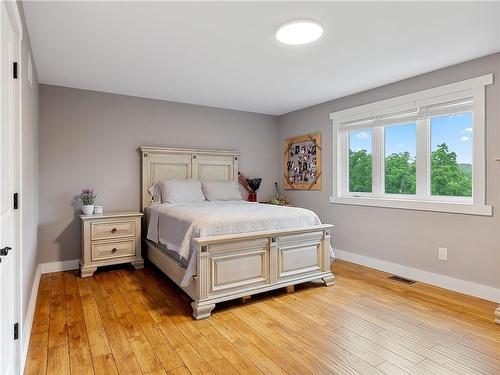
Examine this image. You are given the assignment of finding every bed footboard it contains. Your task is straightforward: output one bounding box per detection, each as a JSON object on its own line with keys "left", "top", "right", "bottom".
{"left": 193, "top": 224, "right": 334, "bottom": 319}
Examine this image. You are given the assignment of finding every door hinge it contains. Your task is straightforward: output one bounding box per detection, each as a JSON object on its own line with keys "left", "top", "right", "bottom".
{"left": 13, "top": 193, "right": 18, "bottom": 210}
{"left": 13, "top": 62, "right": 18, "bottom": 79}
{"left": 14, "top": 323, "right": 19, "bottom": 340}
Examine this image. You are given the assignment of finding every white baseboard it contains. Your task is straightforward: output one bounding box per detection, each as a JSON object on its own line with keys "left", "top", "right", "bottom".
{"left": 334, "top": 249, "right": 500, "bottom": 303}
{"left": 39, "top": 258, "right": 80, "bottom": 274}
{"left": 21, "top": 259, "right": 80, "bottom": 374}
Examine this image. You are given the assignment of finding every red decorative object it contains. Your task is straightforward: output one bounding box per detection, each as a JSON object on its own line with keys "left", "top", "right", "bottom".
{"left": 238, "top": 172, "right": 261, "bottom": 202}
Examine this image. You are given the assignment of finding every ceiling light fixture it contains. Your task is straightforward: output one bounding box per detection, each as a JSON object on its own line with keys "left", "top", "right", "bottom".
{"left": 276, "top": 19, "right": 323, "bottom": 45}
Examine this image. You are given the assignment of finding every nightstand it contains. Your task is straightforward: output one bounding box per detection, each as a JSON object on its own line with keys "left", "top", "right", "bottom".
{"left": 80, "top": 211, "right": 144, "bottom": 277}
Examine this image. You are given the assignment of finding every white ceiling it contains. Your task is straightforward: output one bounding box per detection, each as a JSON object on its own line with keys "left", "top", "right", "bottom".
{"left": 23, "top": 1, "right": 500, "bottom": 115}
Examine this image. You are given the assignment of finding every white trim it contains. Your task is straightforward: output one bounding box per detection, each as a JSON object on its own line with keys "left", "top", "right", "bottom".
{"left": 472, "top": 86, "right": 486, "bottom": 208}
{"left": 27, "top": 55, "right": 33, "bottom": 88}
{"left": 329, "top": 195, "right": 493, "bottom": 216}
{"left": 372, "top": 127, "right": 383, "bottom": 195}
{"left": 330, "top": 75, "right": 493, "bottom": 216}
{"left": 20, "top": 265, "right": 40, "bottom": 375}
{"left": 3, "top": 2, "right": 23, "bottom": 36}
{"left": 38, "top": 259, "right": 80, "bottom": 274}
{"left": 334, "top": 249, "right": 500, "bottom": 303}
{"left": 330, "top": 74, "right": 493, "bottom": 121}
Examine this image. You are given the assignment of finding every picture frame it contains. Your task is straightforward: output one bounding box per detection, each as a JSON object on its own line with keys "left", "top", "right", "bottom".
{"left": 283, "top": 132, "right": 322, "bottom": 190}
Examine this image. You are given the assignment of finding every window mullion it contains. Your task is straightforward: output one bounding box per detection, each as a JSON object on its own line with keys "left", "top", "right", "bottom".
{"left": 372, "top": 127, "right": 383, "bottom": 196}
{"left": 341, "top": 131, "right": 349, "bottom": 195}
{"left": 416, "top": 118, "right": 429, "bottom": 198}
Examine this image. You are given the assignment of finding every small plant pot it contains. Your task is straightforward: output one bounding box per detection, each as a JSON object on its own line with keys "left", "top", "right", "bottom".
{"left": 82, "top": 205, "right": 94, "bottom": 215}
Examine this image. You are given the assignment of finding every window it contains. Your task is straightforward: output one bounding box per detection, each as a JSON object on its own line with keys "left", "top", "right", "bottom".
{"left": 349, "top": 129, "right": 372, "bottom": 193}
{"left": 385, "top": 123, "right": 416, "bottom": 195}
{"left": 331, "top": 75, "right": 492, "bottom": 216}
{"left": 431, "top": 113, "right": 472, "bottom": 197}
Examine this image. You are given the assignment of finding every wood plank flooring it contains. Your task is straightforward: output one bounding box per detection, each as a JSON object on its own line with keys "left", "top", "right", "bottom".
{"left": 25, "top": 260, "right": 500, "bottom": 375}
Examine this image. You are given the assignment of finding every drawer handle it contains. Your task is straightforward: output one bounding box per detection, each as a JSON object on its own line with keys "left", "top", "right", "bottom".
{"left": 111, "top": 248, "right": 117, "bottom": 254}
{"left": 111, "top": 228, "right": 117, "bottom": 233}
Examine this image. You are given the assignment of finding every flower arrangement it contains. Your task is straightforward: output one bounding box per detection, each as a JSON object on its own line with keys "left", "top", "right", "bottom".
{"left": 80, "top": 189, "right": 96, "bottom": 206}
{"left": 246, "top": 178, "right": 262, "bottom": 193}
{"left": 238, "top": 173, "right": 262, "bottom": 202}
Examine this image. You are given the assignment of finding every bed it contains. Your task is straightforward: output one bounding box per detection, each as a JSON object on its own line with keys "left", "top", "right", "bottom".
{"left": 141, "top": 146, "right": 335, "bottom": 319}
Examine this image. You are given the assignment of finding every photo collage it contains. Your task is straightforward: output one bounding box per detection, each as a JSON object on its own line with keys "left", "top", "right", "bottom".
{"left": 287, "top": 142, "right": 318, "bottom": 184}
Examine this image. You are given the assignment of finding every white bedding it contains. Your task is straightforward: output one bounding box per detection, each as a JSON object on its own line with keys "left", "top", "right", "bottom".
{"left": 146, "top": 201, "right": 334, "bottom": 286}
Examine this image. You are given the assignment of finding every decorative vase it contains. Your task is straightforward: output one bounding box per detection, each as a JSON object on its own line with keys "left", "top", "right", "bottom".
{"left": 246, "top": 178, "right": 262, "bottom": 203}
{"left": 82, "top": 205, "right": 94, "bottom": 215}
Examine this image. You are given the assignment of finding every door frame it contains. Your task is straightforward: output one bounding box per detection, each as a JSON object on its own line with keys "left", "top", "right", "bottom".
{"left": 2, "top": 2, "right": 23, "bottom": 374}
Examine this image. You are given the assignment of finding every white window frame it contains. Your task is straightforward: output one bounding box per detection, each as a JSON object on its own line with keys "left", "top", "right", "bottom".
{"left": 330, "top": 74, "right": 493, "bottom": 216}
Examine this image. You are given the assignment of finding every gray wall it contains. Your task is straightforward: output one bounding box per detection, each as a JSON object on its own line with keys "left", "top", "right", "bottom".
{"left": 278, "top": 53, "right": 500, "bottom": 289}
{"left": 17, "top": 1, "right": 40, "bottom": 336}
{"left": 38, "top": 86, "right": 280, "bottom": 263}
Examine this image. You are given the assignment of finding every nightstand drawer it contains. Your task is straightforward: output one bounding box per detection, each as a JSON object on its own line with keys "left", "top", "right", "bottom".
{"left": 91, "top": 239, "right": 135, "bottom": 261}
{"left": 91, "top": 220, "right": 135, "bottom": 240}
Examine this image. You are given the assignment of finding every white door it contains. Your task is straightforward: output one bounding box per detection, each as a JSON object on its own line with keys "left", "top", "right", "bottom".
{"left": 0, "top": 1, "right": 17, "bottom": 374}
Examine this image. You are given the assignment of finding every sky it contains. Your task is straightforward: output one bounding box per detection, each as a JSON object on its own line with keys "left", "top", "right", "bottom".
{"left": 349, "top": 112, "right": 473, "bottom": 164}
{"left": 431, "top": 112, "right": 472, "bottom": 164}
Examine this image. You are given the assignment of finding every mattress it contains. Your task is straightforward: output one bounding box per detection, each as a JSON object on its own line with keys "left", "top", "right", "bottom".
{"left": 145, "top": 200, "right": 333, "bottom": 286}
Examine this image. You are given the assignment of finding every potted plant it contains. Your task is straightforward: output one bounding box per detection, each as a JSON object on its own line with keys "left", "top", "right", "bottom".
{"left": 80, "top": 189, "right": 97, "bottom": 215}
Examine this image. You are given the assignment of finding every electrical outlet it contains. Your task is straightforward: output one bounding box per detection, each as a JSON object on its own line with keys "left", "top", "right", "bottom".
{"left": 438, "top": 247, "right": 448, "bottom": 261}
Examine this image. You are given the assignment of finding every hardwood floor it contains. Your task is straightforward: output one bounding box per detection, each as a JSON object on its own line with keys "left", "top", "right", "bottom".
{"left": 25, "top": 260, "right": 500, "bottom": 375}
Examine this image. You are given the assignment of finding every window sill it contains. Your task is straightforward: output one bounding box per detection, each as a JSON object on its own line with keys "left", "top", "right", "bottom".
{"left": 329, "top": 195, "right": 492, "bottom": 216}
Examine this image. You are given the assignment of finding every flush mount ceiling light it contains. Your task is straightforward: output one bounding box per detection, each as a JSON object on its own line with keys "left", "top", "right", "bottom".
{"left": 276, "top": 19, "right": 323, "bottom": 45}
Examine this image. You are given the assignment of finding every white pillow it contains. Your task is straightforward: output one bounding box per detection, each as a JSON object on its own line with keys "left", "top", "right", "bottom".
{"left": 148, "top": 183, "right": 162, "bottom": 203}
{"left": 202, "top": 181, "right": 243, "bottom": 201}
{"left": 159, "top": 179, "right": 205, "bottom": 203}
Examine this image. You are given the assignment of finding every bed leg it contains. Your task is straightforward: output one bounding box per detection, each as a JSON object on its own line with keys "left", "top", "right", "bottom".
{"left": 192, "top": 302, "right": 216, "bottom": 320}
{"left": 241, "top": 295, "right": 252, "bottom": 303}
{"left": 286, "top": 285, "right": 295, "bottom": 294}
{"left": 322, "top": 274, "right": 335, "bottom": 286}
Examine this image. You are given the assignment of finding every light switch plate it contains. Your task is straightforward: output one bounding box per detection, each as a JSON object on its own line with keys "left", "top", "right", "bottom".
{"left": 438, "top": 247, "right": 448, "bottom": 261}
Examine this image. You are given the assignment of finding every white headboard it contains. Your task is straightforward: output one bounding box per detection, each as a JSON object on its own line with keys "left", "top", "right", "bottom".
{"left": 140, "top": 146, "right": 240, "bottom": 210}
